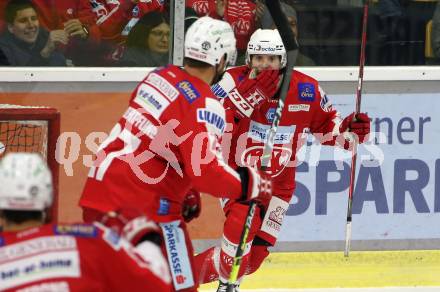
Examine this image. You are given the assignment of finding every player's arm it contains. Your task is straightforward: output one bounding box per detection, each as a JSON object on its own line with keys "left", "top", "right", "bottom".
{"left": 212, "top": 69, "right": 279, "bottom": 119}
{"left": 178, "top": 97, "right": 271, "bottom": 204}
{"left": 309, "top": 85, "right": 370, "bottom": 147}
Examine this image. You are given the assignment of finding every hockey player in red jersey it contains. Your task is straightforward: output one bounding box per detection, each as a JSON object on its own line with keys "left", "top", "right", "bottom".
{"left": 79, "top": 16, "right": 272, "bottom": 292}
{"left": 0, "top": 153, "right": 172, "bottom": 292}
{"left": 194, "top": 29, "right": 371, "bottom": 291}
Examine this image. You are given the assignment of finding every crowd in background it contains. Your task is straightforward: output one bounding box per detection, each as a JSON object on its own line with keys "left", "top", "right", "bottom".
{"left": 0, "top": 0, "right": 439, "bottom": 67}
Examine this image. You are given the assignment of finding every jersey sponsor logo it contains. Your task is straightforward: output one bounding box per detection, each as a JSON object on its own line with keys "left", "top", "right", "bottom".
{"left": 55, "top": 224, "right": 97, "bottom": 238}
{"left": 146, "top": 73, "right": 179, "bottom": 102}
{"left": 288, "top": 104, "right": 310, "bottom": 112}
{"left": 103, "top": 228, "right": 121, "bottom": 249}
{"left": 0, "top": 250, "right": 80, "bottom": 291}
{"left": 261, "top": 197, "right": 289, "bottom": 241}
{"left": 176, "top": 81, "right": 201, "bottom": 104}
{"left": 248, "top": 121, "right": 295, "bottom": 144}
{"left": 123, "top": 107, "right": 158, "bottom": 139}
{"left": 158, "top": 197, "right": 170, "bottom": 215}
{"left": 211, "top": 83, "right": 228, "bottom": 98}
{"left": 266, "top": 108, "right": 276, "bottom": 123}
{"left": 0, "top": 236, "right": 77, "bottom": 263}
{"left": 197, "top": 108, "right": 226, "bottom": 134}
{"left": 134, "top": 83, "right": 171, "bottom": 119}
{"left": 0, "top": 236, "right": 4, "bottom": 247}
{"left": 298, "top": 82, "right": 316, "bottom": 102}
{"left": 241, "top": 145, "right": 292, "bottom": 177}
{"left": 160, "top": 221, "right": 195, "bottom": 290}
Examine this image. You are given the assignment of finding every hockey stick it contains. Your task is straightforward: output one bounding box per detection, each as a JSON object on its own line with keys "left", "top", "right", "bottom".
{"left": 227, "top": 1, "right": 299, "bottom": 290}
{"left": 344, "top": 0, "right": 369, "bottom": 257}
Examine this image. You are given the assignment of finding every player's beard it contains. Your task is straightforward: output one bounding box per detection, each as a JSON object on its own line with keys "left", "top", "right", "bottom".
{"left": 211, "top": 63, "right": 227, "bottom": 85}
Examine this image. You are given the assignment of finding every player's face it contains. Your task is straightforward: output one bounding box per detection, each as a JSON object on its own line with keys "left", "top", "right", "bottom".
{"left": 8, "top": 8, "right": 39, "bottom": 44}
{"left": 148, "top": 22, "right": 170, "bottom": 54}
{"left": 250, "top": 55, "right": 281, "bottom": 72}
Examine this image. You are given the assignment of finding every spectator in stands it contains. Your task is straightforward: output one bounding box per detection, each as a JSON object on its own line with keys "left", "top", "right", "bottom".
{"left": 29, "top": 0, "right": 103, "bottom": 66}
{"left": 186, "top": 0, "right": 257, "bottom": 64}
{"left": 432, "top": 0, "right": 440, "bottom": 60}
{"left": 260, "top": 2, "right": 316, "bottom": 66}
{"left": 119, "top": 11, "right": 169, "bottom": 67}
{"left": 88, "top": 0, "right": 165, "bottom": 65}
{"left": 0, "top": 0, "right": 67, "bottom": 66}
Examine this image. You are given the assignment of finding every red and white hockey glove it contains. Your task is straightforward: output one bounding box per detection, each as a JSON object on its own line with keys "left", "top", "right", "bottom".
{"left": 340, "top": 112, "right": 371, "bottom": 143}
{"left": 100, "top": 209, "right": 162, "bottom": 246}
{"left": 182, "top": 189, "right": 201, "bottom": 223}
{"left": 228, "top": 69, "right": 280, "bottom": 118}
{"left": 236, "top": 166, "right": 272, "bottom": 207}
{"left": 122, "top": 215, "right": 163, "bottom": 246}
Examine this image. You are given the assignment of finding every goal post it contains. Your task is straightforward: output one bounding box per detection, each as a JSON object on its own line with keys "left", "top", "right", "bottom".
{"left": 0, "top": 104, "right": 60, "bottom": 222}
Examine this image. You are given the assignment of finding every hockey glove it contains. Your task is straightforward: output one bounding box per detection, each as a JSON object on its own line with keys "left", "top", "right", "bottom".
{"left": 236, "top": 166, "right": 272, "bottom": 207}
{"left": 100, "top": 209, "right": 162, "bottom": 246}
{"left": 340, "top": 112, "right": 371, "bottom": 143}
{"left": 228, "top": 69, "right": 280, "bottom": 118}
{"left": 122, "top": 215, "right": 163, "bottom": 246}
{"left": 182, "top": 189, "right": 201, "bottom": 223}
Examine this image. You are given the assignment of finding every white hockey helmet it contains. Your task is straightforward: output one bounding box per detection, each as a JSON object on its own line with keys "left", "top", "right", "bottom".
{"left": 185, "top": 16, "right": 237, "bottom": 67}
{"left": 0, "top": 153, "right": 53, "bottom": 211}
{"left": 246, "top": 29, "right": 287, "bottom": 68}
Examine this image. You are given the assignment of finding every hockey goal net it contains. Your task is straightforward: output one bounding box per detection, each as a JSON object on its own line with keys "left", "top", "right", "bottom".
{"left": 0, "top": 104, "right": 60, "bottom": 221}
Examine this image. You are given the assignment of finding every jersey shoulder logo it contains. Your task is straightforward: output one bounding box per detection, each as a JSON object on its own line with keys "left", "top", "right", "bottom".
{"left": 176, "top": 80, "right": 201, "bottom": 104}
{"left": 298, "top": 82, "right": 316, "bottom": 102}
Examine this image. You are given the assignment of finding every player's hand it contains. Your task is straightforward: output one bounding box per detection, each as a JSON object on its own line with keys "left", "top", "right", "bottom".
{"left": 340, "top": 112, "right": 370, "bottom": 143}
{"left": 182, "top": 189, "right": 201, "bottom": 223}
{"left": 236, "top": 166, "right": 272, "bottom": 207}
{"left": 228, "top": 69, "right": 279, "bottom": 118}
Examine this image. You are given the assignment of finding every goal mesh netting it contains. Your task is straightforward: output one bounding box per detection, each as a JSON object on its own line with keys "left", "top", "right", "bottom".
{"left": 0, "top": 104, "right": 60, "bottom": 221}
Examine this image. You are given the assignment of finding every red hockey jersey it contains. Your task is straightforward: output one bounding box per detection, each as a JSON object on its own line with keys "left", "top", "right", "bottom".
{"left": 90, "top": 0, "right": 164, "bottom": 42}
{"left": 0, "top": 222, "right": 171, "bottom": 291}
{"left": 80, "top": 65, "right": 243, "bottom": 222}
{"left": 213, "top": 65, "right": 342, "bottom": 202}
{"left": 31, "top": 0, "right": 101, "bottom": 43}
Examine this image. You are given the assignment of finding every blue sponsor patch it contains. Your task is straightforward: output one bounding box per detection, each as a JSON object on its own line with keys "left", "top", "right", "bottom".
{"left": 0, "top": 236, "right": 4, "bottom": 247}
{"left": 211, "top": 83, "right": 228, "bottom": 98}
{"left": 197, "top": 108, "right": 226, "bottom": 134}
{"left": 104, "top": 229, "right": 121, "bottom": 247}
{"left": 238, "top": 74, "right": 245, "bottom": 82}
{"left": 54, "top": 224, "right": 97, "bottom": 238}
{"left": 176, "top": 80, "right": 200, "bottom": 104}
{"left": 266, "top": 108, "right": 276, "bottom": 123}
{"left": 158, "top": 197, "right": 170, "bottom": 215}
{"left": 298, "top": 83, "right": 316, "bottom": 102}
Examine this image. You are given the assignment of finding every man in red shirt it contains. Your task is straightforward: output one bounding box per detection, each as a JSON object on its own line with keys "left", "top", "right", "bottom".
{"left": 194, "top": 28, "right": 371, "bottom": 291}
{"left": 79, "top": 16, "right": 272, "bottom": 292}
{"left": 186, "top": 0, "right": 257, "bottom": 58}
{"left": 0, "top": 152, "right": 172, "bottom": 292}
